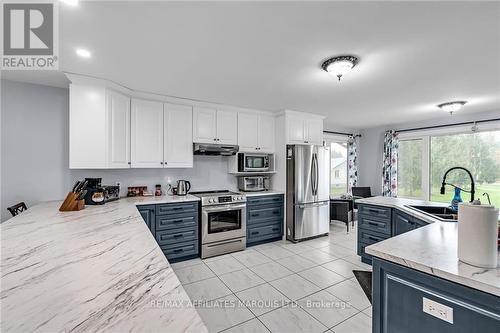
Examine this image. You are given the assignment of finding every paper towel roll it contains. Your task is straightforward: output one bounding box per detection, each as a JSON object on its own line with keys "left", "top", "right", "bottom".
{"left": 458, "top": 203, "right": 499, "bottom": 268}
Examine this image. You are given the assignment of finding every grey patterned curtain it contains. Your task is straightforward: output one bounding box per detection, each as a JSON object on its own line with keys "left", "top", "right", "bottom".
{"left": 347, "top": 136, "right": 358, "bottom": 194}
{"left": 382, "top": 130, "right": 399, "bottom": 197}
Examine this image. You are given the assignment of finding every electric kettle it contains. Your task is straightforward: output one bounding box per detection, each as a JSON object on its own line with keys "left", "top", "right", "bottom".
{"left": 176, "top": 180, "right": 191, "bottom": 196}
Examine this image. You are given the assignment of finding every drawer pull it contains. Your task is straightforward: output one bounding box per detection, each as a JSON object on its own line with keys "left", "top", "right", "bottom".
{"left": 172, "top": 207, "right": 183, "bottom": 211}
{"left": 367, "top": 236, "right": 382, "bottom": 242}
{"left": 251, "top": 213, "right": 260, "bottom": 217}
{"left": 173, "top": 234, "right": 183, "bottom": 238}
{"left": 367, "top": 221, "right": 383, "bottom": 226}
{"left": 272, "top": 211, "right": 280, "bottom": 215}
{"left": 368, "top": 208, "right": 384, "bottom": 214}
{"left": 172, "top": 219, "right": 184, "bottom": 223}
{"left": 251, "top": 231, "right": 259, "bottom": 235}
{"left": 273, "top": 198, "right": 281, "bottom": 201}
{"left": 272, "top": 228, "right": 280, "bottom": 232}
{"left": 173, "top": 249, "right": 184, "bottom": 253}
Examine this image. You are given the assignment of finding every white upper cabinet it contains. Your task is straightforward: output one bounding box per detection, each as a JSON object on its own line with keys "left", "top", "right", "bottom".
{"left": 193, "top": 107, "right": 217, "bottom": 143}
{"left": 237, "top": 113, "right": 259, "bottom": 151}
{"left": 193, "top": 107, "right": 237, "bottom": 144}
{"left": 305, "top": 118, "right": 324, "bottom": 145}
{"left": 164, "top": 103, "right": 193, "bottom": 168}
{"left": 69, "top": 83, "right": 131, "bottom": 169}
{"left": 238, "top": 112, "right": 275, "bottom": 152}
{"left": 131, "top": 99, "right": 164, "bottom": 168}
{"left": 107, "top": 90, "right": 131, "bottom": 168}
{"left": 284, "top": 111, "right": 324, "bottom": 145}
{"left": 216, "top": 110, "right": 238, "bottom": 145}
{"left": 287, "top": 115, "right": 307, "bottom": 144}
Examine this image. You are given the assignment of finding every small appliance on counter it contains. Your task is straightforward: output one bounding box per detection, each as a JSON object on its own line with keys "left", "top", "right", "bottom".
{"left": 167, "top": 180, "right": 191, "bottom": 196}
{"left": 238, "top": 175, "right": 270, "bottom": 192}
{"left": 83, "top": 178, "right": 120, "bottom": 205}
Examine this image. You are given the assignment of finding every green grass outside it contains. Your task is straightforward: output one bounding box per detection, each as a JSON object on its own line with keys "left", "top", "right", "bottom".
{"left": 430, "top": 183, "right": 500, "bottom": 207}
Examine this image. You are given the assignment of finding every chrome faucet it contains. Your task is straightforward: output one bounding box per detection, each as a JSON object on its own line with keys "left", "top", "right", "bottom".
{"left": 440, "top": 167, "right": 475, "bottom": 202}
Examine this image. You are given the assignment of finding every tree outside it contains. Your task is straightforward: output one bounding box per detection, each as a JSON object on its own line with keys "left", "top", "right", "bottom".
{"left": 397, "top": 130, "right": 500, "bottom": 207}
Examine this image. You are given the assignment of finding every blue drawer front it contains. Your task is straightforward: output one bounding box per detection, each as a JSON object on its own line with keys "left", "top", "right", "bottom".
{"left": 156, "top": 214, "right": 198, "bottom": 231}
{"left": 359, "top": 214, "right": 391, "bottom": 235}
{"left": 358, "top": 204, "right": 392, "bottom": 220}
{"left": 156, "top": 227, "right": 197, "bottom": 246}
{"left": 248, "top": 206, "right": 283, "bottom": 223}
{"left": 247, "top": 221, "right": 282, "bottom": 244}
{"left": 161, "top": 241, "right": 199, "bottom": 261}
{"left": 156, "top": 202, "right": 198, "bottom": 216}
{"left": 247, "top": 194, "right": 284, "bottom": 207}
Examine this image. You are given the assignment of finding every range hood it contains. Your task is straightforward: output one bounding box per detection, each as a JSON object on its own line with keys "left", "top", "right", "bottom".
{"left": 193, "top": 143, "right": 239, "bottom": 156}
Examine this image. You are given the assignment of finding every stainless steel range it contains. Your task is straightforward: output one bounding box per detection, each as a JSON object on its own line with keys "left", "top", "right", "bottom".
{"left": 192, "top": 191, "right": 247, "bottom": 259}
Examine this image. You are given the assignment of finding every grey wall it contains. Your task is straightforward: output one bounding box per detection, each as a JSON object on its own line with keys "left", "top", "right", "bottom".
{"left": 358, "top": 109, "right": 500, "bottom": 195}
{"left": 0, "top": 80, "right": 237, "bottom": 222}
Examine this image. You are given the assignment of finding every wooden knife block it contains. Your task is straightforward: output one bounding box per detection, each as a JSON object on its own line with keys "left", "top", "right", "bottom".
{"left": 59, "top": 192, "right": 85, "bottom": 212}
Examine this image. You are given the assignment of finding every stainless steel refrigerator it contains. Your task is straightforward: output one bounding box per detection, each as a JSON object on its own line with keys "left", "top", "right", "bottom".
{"left": 286, "top": 144, "right": 330, "bottom": 242}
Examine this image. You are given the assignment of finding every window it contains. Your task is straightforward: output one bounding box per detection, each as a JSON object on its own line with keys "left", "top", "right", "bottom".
{"left": 430, "top": 130, "right": 500, "bottom": 205}
{"left": 397, "top": 139, "right": 423, "bottom": 198}
{"left": 397, "top": 125, "right": 500, "bottom": 207}
{"left": 329, "top": 141, "right": 348, "bottom": 196}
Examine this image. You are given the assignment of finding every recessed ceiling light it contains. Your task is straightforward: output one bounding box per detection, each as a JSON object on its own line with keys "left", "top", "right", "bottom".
{"left": 437, "top": 101, "right": 467, "bottom": 115}
{"left": 76, "top": 48, "right": 91, "bottom": 58}
{"left": 321, "top": 55, "right": 359, "bottom": 81}
{"left": 60, "top": 0, "right": 79, "bottom": 6}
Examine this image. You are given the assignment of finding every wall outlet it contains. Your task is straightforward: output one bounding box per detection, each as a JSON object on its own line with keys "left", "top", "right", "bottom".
{"left": 423, "top": 297, "right": 453, "bottom": 324}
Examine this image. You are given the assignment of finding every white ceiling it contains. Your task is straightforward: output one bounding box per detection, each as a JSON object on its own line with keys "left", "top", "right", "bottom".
{"left": 3, "top": 1, "right": 500, "bottom": 129}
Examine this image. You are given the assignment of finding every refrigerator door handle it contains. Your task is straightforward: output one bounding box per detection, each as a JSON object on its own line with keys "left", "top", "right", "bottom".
{"left": 312, "top": 153, "right": 318, "bottom": 196}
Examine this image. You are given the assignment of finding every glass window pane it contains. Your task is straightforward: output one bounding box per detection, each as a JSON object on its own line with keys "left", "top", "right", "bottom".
{"left": 430, "top": 130, "right": 500, "bottom": 207}
{"left": 330, "top": 142, "right": 348, "bottom": 196}
{"left": 397, "top": 139, "right": 423, "bottom": 198}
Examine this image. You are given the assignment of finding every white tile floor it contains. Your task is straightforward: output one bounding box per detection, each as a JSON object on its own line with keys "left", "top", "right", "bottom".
{"left": 172, "top": 221, "right": 372, "bottom": 333}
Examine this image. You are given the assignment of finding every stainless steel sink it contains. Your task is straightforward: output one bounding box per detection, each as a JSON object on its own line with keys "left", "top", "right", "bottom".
{"left": 405, "top": 205, "right": 458, "bottom": 222}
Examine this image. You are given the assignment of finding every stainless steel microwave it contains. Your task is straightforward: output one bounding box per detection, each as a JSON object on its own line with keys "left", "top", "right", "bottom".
{"left": 238, "top": 153, "right": 270, "bottom": 172}
{"left": 238, "top": 176, "right": 270, "bottom": 192}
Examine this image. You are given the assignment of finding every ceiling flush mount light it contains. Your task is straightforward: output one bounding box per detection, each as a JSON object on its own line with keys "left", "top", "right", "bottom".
{"left": 437, "top": 101, "right": 467, "bottom": 115}
{"left": 321, "top": 55, "right": 359, "bottom": 81}
{"left": 76, "top": 48, "right": 91, "bottom": 58}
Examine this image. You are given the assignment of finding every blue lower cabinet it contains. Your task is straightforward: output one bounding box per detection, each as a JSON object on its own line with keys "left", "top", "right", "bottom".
{"left": 247, "top": 194, "right": 284, "bottom": 246}
{"left": 373, "top": 258, "right": 500, "bottom": 333}
{"left": 137, "top": 205, "right": 155, "bottom": 234}
{"left": 137, "top": 202, "right": 199, "bottom": 262}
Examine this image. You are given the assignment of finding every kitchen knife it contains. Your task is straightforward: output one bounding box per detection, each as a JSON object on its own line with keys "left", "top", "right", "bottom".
{"left": 77, "top": 190, "right": 87, "bottom": 200}
{"left": 72, "top": 181, "right": 80, "bottom": 193}
{"left": 75, "top": 180, "right": 88, "bottom": 193}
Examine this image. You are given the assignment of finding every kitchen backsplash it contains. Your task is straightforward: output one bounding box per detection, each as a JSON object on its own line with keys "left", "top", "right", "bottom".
{"left": 70, "top": 156, "right": 238, "bottom": 197}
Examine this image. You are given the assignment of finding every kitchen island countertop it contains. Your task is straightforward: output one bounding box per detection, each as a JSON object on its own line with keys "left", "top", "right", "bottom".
{"left": 0, "top": 196, "right": 206, "bottom": 333}
{"left": 361, "top": 196, "right": 500, "bottom": 296}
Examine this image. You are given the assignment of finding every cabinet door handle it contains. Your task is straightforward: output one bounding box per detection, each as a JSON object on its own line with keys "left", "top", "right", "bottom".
{"left": 172, "top": 207, "right": 183, "bottom": 211}
{"left": 272, "top": 227, "right": 280, "bottom": 232}
{"left": 251, "top": 231, "right": 259, "bottom": 235}
{"left": 172, "top": 219, "right": 183, "bottom": 223}
{"left": 173, "top": 249, "right": 183, "bottom": 253}
{"left": 367, "top": 221, "right": 382, "bottom": 227}
{"left": 173, "top": 234, "right": 183, "bottom": 238}
{"left": 251, "top": 213, "right": 260, "bottom": 217}
{"left": 272, "top": 198, "right": 281, "bottom": 201}
{"left": 272, "top": 210, "right": 280, "bottom": 215}
{"left": 367, "top": 236, "right": 381, "bottom": 242}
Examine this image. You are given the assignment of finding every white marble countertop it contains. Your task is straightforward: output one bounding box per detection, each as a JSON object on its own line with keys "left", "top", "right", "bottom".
{"left": 0, "top": 196, "right": 207, "bottom": 333}
{"left": 362, "top": 196, "right": 500, "bottom": 296}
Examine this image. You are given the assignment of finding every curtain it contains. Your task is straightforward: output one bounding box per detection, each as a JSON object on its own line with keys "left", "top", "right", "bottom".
{"left": 347, "top": 136, "right": 358, "bottom": 193}
{"left": 382, "top": 130, "right": 399, "bottom": 197}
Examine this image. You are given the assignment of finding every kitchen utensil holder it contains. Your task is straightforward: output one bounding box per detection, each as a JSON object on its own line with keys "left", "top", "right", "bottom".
{"left": 59, "top": 192, "right": 85, "bottom": 211}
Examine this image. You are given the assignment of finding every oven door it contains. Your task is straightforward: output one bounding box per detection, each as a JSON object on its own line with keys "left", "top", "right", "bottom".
{"left": 202, "top": 203, "right": 246, "bottom": 244}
